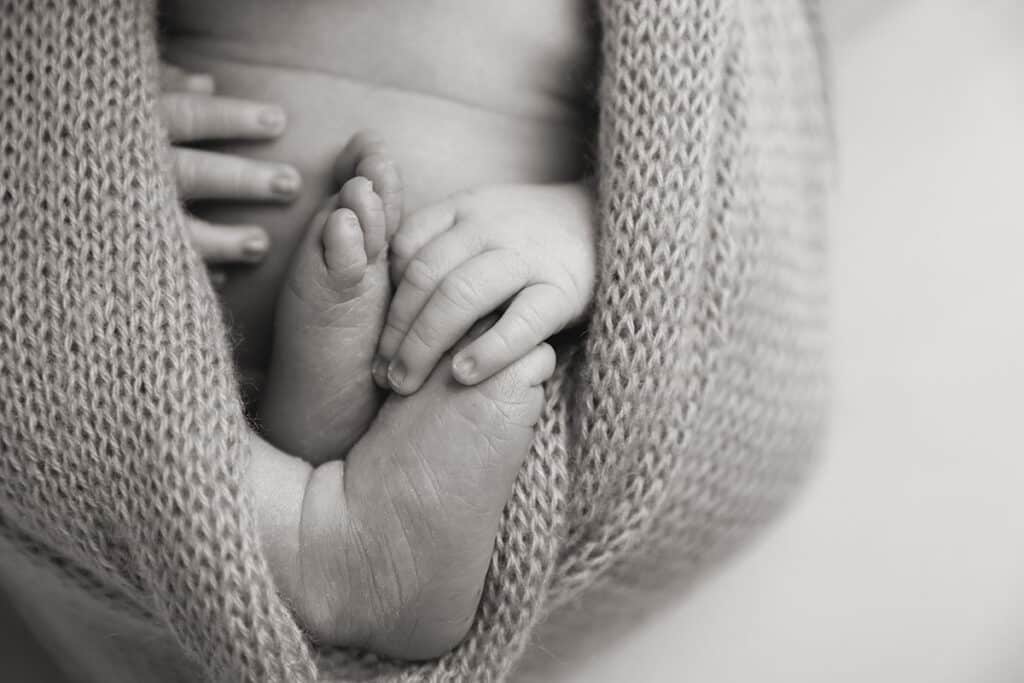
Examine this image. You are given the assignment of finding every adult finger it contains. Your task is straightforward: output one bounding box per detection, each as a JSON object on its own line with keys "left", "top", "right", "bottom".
{"left": 160, "top": 92, "right": 287, "bottom": 142}
{"left": 174, "top": 148, "right": 301, "bottom": 202}
{"left": 186, "top": 216, "right": 270, "bottom": 265}
{"left": 159, "top": 62, "right": 215, "bottom": 94}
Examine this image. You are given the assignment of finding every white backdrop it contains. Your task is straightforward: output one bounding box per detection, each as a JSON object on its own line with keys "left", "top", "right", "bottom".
{"left": 2, "top": 2, "right": 1022, "bottom": 682}
{"left": 559, "top": 1, "right": 1024, "bottom": 681}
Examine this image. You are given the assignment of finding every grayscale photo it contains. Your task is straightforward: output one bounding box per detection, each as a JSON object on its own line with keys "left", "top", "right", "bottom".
{"left": 0, "top": 0, "right": 1019, "bottom": 681}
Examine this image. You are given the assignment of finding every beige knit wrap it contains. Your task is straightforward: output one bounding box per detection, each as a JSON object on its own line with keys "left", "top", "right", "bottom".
{"left": 0, "top": 0, "right": 829, "bottom": 680}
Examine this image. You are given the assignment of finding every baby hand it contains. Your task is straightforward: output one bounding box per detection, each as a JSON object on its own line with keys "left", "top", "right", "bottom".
{"left": 158, "top": 61, "right": 302, "bottom": 265}
{"left": 375, "top": 182, "right": 595, "bottom": 395}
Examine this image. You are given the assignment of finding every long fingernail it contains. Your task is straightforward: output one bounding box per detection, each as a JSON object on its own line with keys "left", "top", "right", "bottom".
{"left": 387, "top": 360, "right": 407, "bottom": 392}
{"left": 242, "top": 234, "right": 269, "bottom": 262}
{"left": 271, "top": 169, "right": 300, "bottom": 197}
{"left": 184, "top": 74, "right": 215, "bottom": 94}
{"left": 209, "top": 270, "right": 228, "bottom": 288}
{"left": 452, "top": 354, "right": 476, "bottom": 383}
{"left": 259, "top": 107, "right": 286, "bottom": 134}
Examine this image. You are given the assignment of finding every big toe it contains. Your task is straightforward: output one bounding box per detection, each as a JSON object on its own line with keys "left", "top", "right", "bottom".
{"left": 283, "top": 205, "right": 372, "bottom": 316}
{"left": 321, "top": 208, "right": 369, "bottom": 286}
{"left": 338, "top": 176, "right": 387, "bottom": 259}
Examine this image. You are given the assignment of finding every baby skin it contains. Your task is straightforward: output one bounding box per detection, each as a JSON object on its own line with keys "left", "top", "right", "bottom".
{"left": 159, "top": 29, "right": 595, "bottom": 658}
{"left": 256, "top": 131, "right": 595, "bottom": 463}
{"left": 250, "top": 136, "right": 570, "bottom": 659}
{"left": 159, "top": 86, "right": 594, "bottom": 659}
{"left": 258, "top": 133, "right": 398, "bottom": 462}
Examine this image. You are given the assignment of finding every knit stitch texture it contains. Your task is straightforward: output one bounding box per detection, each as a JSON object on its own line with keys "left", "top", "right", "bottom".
{"left": 0, "top": 0, "right": 830, "bottom": 681}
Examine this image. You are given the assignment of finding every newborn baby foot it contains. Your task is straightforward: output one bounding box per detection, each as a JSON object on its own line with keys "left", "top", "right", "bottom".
{"left": 296, "top": 339, "right": 555, "bottom": 659}
{"left": 260, "top": 137, "right": 401, "bottom": 464}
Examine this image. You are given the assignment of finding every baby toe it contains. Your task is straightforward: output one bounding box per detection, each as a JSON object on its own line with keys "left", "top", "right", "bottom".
{"left": 338, "top": 177, "right": 387, "bottom": 259}
{"left": 321, "top": 209, "right": 369, "bottom": 288}
{"left": 356, "top": 153, "right": 402, "bottom": 238}
{"left": 334, "top": 130, "right": 402, "bottom": 238}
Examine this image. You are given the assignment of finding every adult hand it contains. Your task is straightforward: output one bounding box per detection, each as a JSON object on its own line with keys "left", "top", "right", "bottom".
{"left": 159, "top": 61, "right": 302, "bottom": 265}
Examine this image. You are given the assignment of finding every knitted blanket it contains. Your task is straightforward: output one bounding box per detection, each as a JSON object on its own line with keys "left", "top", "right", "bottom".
{"left": 0, "top": 0, "right": 830, "bottom": 681}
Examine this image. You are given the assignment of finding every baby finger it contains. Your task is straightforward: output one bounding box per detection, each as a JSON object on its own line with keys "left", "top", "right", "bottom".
{"left": 388, "top": 201, "right": 458, "bottom": 285}
{"left": 384, "top": 250, "right": 529, "bottom": 395}
{"left": 452, "top": 283, "right": 568, "bottom": 386}
{"left": 375, "top": 228, "right": 480, "bottom": 377}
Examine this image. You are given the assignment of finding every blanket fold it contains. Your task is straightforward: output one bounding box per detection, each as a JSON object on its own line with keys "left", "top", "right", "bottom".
{"left": 0, "top": 0, "right": 829, "bottom": 681}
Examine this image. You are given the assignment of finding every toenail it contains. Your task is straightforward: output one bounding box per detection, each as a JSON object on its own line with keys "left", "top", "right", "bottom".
{"left": 338, "top": 209, "right": 359, "bottom": 227}
{"left": 452, "top": 354, "right": 476, "bottom": 382}
{"left": 387, "top": 360, "right": 407, "bottom": 391}
{"left": 271, "top": 169, "right": 300, "bottom": 196}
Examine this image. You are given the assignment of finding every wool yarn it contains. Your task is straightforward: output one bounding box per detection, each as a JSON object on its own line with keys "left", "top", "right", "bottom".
{"left": 0, "top": 1, "right": 829, "bottom": 680}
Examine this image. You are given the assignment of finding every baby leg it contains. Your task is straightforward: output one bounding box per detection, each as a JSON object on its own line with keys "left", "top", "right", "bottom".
{"left": 293, "top": 341, "right": 554, "bottom": 658}
{"left": 259, "top": 138, "right": 400, "bottom": 464}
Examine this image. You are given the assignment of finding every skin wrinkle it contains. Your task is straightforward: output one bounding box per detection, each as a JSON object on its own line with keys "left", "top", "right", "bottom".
{"left": 331, "top": 454, "right": 376, "bottom": 643}
{"left": 402, "top": 258, "right": 445, "bottom": 303}
{"left": 377, "top": 477, "right": 408, "bottom": 625}
{"left": 307, "top": 466, "right": 364, "bottom": 643}
{"left": 347, "top": 503, "right": 392, "bottom": 645}
{"left": 381, "top": 452, "right": 422, "bottom": 614}
{"left": 374, "top": 409, "right": 500, "bottom": 655}
{"left": 413, "top": 420, "right": 489, "bottom": 520}
{"left": 396, "top": 444, "right": 433, "bottom": 596}
{"left": 333, "top": 397, "right": 461, "bottom": 654}
{"left": 400, "top": 322, "right": 438, "bottom": 358}
{"left": 376, "top": 479, "right": 416, "bottom": 629}
{"left": 390, "top": 206, "right": 458, "bottom": 273}
{"left": 283, "top": 267, "right": 375, "bottom": 326}
{"left": 286, "top": 339, "right": 544, "bottom": 655}
{"left": 2, "top": 1, "right": 829, "bottom": 679}
{"left": 435, "top": 273, "right": 484, "bottom": 319}
{"left": 404, "top": 437, "right": 451, "bottom": 533}
{"left": 295, "top": 461, "right": 323, "bottom": 639}
{"left": 169, "top": 38, "right": 581, "bottom": 127}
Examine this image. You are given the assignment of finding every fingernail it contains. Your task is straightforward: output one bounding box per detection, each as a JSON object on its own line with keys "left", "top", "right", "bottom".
{"left": 372, "top": 356, "right": 389, "bottom": 386}
{"left": 271, "top": 169, "right": 300, "bottom": 197}
{"left": 259, "top": 107, "right": 286, "bottom": 133}
{"left": 387, "top": 360, "right": 406, "bottom": 392}
{"left": 242, "top": 234, "right": 269, "bottom": 262}
{"left": 452, "top": 354, "right": 476, "bottom": 382}
{"left": 209, "top": 270, "right": 228, "bottom": 288}
{"left": 184, "top": 74, "right": 215, "bottom": 94}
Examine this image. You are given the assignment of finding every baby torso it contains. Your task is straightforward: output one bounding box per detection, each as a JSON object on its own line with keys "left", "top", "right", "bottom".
{"left": 162, "top": 0, "right": 596, "bottom": 373}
